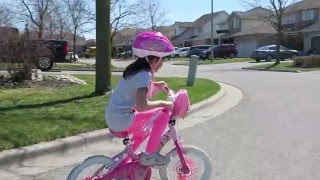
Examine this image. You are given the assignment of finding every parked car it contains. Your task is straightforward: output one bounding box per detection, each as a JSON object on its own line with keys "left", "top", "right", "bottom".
{"left": 171, "top": 47, "right": 190, "bottom": 58}
{"left": 200, "top": 44, "right": 237, "bottom": 60}
{"left": 85, "top": 46, "right": 96, "bottom": 58}
{"left": 250, "top": 45, "right": 299, "bottom": 62}
{"left": 65, "top": 52, "right": 79, "bottom": 62}
{"left": 38, "top": 40, "right": 69, "bottom": 71}
{"left": 187, "top": 45, "right": 211, "bottom": 57}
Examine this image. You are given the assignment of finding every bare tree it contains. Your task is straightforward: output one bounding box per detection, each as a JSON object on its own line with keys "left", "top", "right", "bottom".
{"left": 18, "top": 0, "right": 53, "bottom": 39}
{"left": 110, "top": 0, "right": 143, "bottom": 40}
{"left": 63, "top": 0, "right": 92, "bottom": 60}
{"left": 142, "top": 0, "right": 167, "bottom": 31}
{"left": 45, "top": 0, "right": 71, "bottom": 40}
{"left": 242, "top": 0, "right": 297, "bottom": 64}
{"left": 87, "top": 0, "right": 143, "bottom": 44}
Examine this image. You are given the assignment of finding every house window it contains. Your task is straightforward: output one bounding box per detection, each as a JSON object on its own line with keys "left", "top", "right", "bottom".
{"left": 282, "top": 13, "right": 297, "bottom": 24}
{"left": 302, "top": 10, "right": 315, "bottom": 21}
{"left": 198, "top": 27, "right": 202, "bottom": 33}
{"left": 232, "top": 18, "right": 240, "bottom": 29}
{"left": 217, "top": 24, "right": 228, "bottom": 30}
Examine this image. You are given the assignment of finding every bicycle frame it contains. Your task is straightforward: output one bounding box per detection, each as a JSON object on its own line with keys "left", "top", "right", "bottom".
{"left": 96, "top": 86, "right": 191, "bottom": 179}
{"left": 99, "top": 117, "right": 191, "bottom": 179}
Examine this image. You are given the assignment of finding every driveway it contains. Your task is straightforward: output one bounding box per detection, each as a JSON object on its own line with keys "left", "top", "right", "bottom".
{"left": 3, "top": 61, "right": 320, "bottom": 179}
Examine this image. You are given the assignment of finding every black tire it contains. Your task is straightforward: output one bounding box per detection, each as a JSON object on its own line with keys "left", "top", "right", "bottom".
{"left": 229, "top": 53, "right": 235, "bottom": 58}
{"left": 255, "top": 58, "right": 261, "bottom": 62}
{"left": 174, "top": 54, "right": 179, "bottom": 58}
{"left": 37, "top": 57, "right": 54, "bottom": 71}
{"left": 206, "top": 53, "right": 213, "bottom": 60}
{"left": 266, "top": 55, "right": 273, "bottom": 62}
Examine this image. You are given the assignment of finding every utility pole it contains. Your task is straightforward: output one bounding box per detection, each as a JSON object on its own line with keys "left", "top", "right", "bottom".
{"left": 95, "top": 0, "right": 111, "bottom": 95}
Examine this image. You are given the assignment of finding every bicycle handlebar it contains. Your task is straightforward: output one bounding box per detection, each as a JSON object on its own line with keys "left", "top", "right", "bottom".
{"left": 163, "top": 85, "right": 175, "bottom": 102}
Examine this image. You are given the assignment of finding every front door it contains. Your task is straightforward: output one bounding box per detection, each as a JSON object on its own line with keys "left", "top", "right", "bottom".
{"left": 311, "top": 36, "right": 320, "bottom": 54}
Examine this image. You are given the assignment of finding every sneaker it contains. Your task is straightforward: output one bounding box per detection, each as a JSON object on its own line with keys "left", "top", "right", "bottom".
{"left": 139, "top": 152, "right": 170, "bottom": 168}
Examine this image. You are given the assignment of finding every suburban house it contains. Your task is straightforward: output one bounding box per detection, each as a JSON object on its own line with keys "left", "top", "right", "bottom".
{"left": 216, "top": 8, "right": 277, "bottom": 57}
{"left": 283, "top": 0, "right": 320, "bottom": 54}
{"left": 171, "top": 11, "right": 229, "bottom": 47}
{"left": 0, "top": 26, "right": 19, "bottom": 42}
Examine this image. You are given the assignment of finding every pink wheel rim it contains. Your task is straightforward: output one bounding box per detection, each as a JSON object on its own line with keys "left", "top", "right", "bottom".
{"left": 174, "top": 158, "right": 198, "bottom": 180}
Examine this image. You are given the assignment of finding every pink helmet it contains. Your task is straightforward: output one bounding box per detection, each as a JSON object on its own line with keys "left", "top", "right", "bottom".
{"left": 132, "top": 32, "right": 174, "bottom": 58}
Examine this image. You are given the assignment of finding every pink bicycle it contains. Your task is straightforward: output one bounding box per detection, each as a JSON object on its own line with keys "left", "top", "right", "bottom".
{"left": 67, "top": 87, "right": 212, "bottom": 180}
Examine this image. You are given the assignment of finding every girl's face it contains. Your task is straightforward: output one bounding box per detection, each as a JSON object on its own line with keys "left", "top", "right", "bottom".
{"left": 149, "top": 57, "right": 163, "bottom": 72}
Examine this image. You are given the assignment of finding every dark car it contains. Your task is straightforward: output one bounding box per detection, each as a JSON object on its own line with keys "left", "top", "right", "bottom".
{"left": 250, "top": 45, "right": 299, "bottom": 62}
{"left": 200, "top": 44, "right": 237, "bottom": 60}
{"left": 187, "top": 45, "right": 211, "bottom": 57}
{"left": 33, "top": 40, "right": 69, "bottom": 71}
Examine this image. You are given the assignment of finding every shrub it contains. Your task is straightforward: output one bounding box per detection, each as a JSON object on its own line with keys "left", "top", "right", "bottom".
{"left": 0, "top": 36, "right": 50, "bottom": 83}
{"left": 293, "top": 56, "right": 320, "bottom": 68}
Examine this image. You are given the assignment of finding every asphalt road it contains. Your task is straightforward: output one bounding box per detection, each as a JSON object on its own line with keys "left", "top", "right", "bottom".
{"left": 3, "top": 59, "right": 320, "bottom": 179}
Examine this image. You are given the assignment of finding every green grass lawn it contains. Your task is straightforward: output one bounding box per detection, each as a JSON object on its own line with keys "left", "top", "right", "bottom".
{"left": 249, "top": 62, "right": 320, "bottom": 72}
{"left": 0, "top": 75, "right": 220, "bottom": 151}
{"left": 171, "top": 58, "right": 254, "bottom": 65}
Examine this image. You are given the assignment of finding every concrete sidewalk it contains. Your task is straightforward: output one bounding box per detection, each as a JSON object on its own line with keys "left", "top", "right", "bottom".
{"left": 0, "top": 82, "right": 243, "bottom": 180}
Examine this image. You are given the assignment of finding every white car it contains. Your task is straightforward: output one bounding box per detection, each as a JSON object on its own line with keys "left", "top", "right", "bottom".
{"left": 66, "top": 52, "right": 79, "bottom": 62}
{"left": 171, "top": 47, "right": 190, "bottom": 58}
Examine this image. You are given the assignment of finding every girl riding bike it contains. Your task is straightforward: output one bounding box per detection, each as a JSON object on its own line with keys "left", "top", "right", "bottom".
{"left": 105, "top": 32, "right": 175, "bottom": 176}
{"left": 68, "top": 32, "right": 212, "bottom": 180}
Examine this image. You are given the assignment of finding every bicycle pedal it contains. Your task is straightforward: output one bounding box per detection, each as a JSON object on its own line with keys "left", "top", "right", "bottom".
{"left": 139, "top": 152, "right": 170, "bottom": 167}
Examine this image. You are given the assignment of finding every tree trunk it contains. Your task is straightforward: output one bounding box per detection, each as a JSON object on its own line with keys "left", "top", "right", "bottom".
{"left": 275, "top": 25, "right": 283, "bottom": 65}
{"left": 38, "top": 28, "right": 43, "bottom": 39}
{"left": 95, "top": 0, "right": 111, "bottom": 95}
{"left": 73, "top": 29, "right": 77, "bottom": 61}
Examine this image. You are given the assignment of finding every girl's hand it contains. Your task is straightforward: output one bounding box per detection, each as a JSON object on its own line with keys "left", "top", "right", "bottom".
{"left": 161, "top": 100, "right": 174, "bottom": 110}
{"left": 154, "top": 81, "right": 167, "bottom": 88}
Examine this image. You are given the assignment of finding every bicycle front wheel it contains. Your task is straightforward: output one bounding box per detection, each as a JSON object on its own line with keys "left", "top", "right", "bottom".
{"left": 67, "top": 155, "right": 114, "bottom": 180}
{"left": 159, "top": 146, "right": 212, "bottom": 180}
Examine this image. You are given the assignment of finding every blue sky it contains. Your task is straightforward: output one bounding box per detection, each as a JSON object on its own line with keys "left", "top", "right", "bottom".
{"left": 160, "top": 0, "right": 247, "bottom": 24}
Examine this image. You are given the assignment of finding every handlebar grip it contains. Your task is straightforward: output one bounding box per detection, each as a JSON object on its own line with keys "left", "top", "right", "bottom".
{"left": 163, "top": 85, "right": 170, "bottom": 92}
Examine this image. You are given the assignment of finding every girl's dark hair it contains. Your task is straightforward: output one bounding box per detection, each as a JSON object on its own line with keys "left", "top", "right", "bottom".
{"left": 123, "top": 57, "right": 152, "bottom": 79}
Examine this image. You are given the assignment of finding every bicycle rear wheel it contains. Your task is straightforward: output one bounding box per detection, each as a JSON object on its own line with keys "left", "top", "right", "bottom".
{"left": 67, "top": 155, "right": 114, "bottom": 180}
{"left": 159, "top": 146, "right": 212, "bottom": 180}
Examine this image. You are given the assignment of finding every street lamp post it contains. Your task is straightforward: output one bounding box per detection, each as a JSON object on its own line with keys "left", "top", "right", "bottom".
{"left": 210, "top": 0, "right": 214, "bottom": 61}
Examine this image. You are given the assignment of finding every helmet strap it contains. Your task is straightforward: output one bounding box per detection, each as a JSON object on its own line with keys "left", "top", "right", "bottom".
{"left": 145, "top": 56, "right": 162, "bottom": 74}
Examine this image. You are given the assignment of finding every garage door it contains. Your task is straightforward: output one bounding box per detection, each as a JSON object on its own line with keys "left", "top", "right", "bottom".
{"left": 236, "top": 42, "right": 257, "bottom": 57}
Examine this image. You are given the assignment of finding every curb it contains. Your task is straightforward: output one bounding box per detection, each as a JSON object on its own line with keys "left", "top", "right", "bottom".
{"left": 242, "top": 67, "right": 302, "bottom": 73}
{"left": 0, "top": 83, "right": 226, "bottom": 168}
